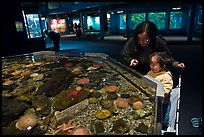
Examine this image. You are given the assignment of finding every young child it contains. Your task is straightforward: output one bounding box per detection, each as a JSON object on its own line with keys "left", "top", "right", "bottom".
{"left": 147, "top": 51, "right": 173, "bottom": 129}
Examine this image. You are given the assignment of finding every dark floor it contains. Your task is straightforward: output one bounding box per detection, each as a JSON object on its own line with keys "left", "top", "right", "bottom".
{"left": 46, "top": 34, "right": 202, "bottom": 135}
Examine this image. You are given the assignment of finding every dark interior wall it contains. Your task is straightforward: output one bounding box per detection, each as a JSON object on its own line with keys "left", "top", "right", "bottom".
{"left": 2, "top": 2, "right": 28, "bottom": 57}
{"left": 2, "top": 2, "right": 45, "bottom": 57}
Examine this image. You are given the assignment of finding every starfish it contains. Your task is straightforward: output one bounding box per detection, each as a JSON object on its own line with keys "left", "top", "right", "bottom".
{"left": 48, "top": 128, "right": 62, "bottom": 135}
{"left": 48, "top": 120, "right": 80, "bottom": 135}
{"left": 58, "top": 120, "right": 76, "bottom": 130}
{"left": 68, "top": 89, "right": 81, "bottom": 96}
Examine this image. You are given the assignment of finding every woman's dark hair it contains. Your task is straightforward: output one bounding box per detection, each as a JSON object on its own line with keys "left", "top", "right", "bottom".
{"left": 149, "top": 51, "right": 173, "bottom": 70}
{"left": 134, "top": 21, "right": 158, "bottom": 38}
{"left": 133, "top": 21, "right": 158, "bottom": 42}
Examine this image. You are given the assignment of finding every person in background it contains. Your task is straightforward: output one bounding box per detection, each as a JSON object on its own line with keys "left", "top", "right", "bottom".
{"left": 89, "top": 26, "right": 94, "bottom": 32}
{"left": 121, "top": 21, "right": 185, "bottom": 75}
{"left": 76, "top": 23, "right": 82, "bottom": 38}
{"left": 74, "top": 22, "right": 78, "bottom": 32}
{"left": 77, "top": 23, "right": 81, "bottom": 30}
{"left": 147, "top": 51, "right": 173, "bottom": 129}
{"left": 44, "top": 30, "right": 60, "bottom": 51}
{"left": 76, "top": 28, "right": 82, "bottom": 38}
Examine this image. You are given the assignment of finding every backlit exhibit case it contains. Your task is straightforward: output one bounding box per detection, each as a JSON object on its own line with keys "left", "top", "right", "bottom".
{"left": 22, "top": 12, "right": 43, "bottom": 39}
{"left": 50, "top": 19, "right": 66, "bottom": 33}
{"left": 2, "top": 51, "right": 164, "bottom": 135}
{"left": 15, "top": 21, "right": 24, "bottom": 32}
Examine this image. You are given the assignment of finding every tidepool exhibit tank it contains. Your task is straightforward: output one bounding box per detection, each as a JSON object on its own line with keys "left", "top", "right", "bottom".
{"left": 2, "top": 51, "right": 164, "bottom": 135}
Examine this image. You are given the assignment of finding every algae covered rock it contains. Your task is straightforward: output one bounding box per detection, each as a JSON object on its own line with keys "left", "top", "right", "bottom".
{"left": 91, "top": 121, "right": 105, "bottom": 134}
{"left": 2, "top": 97, "right": 30, "bottom": 127}
{"left": 89, "top": 91, "right": 102, "bottom": 98}
{"left": 52, "top": 88, "right": 90, "bottom": 111}
{"left": 135, "top": 122, "right": 148, "bottom": 134}
{"left": 11, "top": 84, "right": 36, "bottom": 96}
{"left": 107, "top": 93, "right": 118, "bottom": 100}
{"left": 32, "top": 94, "right": 51, "bottom": 115}
{"left": 88, "top": 71, "right": 106, "bottom": 81}
{"left": 100, "top": 100, "right": 114, "bottom": 109}
{"left": 88, "top": 97, "right": 98, "bottom": 104}
{"left": 16, "top": 94, "right": 34, "bottom": 102}
{"left": 112, "top": 118, "right": 130, "bottom": 134}
{"left": 36, "top": 69, "right": 74, "bottom": 97}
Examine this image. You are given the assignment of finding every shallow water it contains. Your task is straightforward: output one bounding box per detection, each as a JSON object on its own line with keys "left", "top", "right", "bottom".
{"left": 2, "top": 54, "right": 157, "bottom": 135}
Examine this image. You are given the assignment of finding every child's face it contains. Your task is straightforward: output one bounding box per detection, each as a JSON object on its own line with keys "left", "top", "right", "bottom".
{"left": 150, "top": 55, "right": 162, "bottom": 73}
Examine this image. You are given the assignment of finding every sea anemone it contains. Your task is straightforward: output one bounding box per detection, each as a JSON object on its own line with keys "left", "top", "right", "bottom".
{"left": 133, "top": 101, "right": 143, "bottom": 110}
{"left": 71, "top": 127, "right": 90, "bottom": 135}
{"left": 15, "top": 113, "right": 38, "bottom": 130}
{"left": 106, "top": 85, "right": 119, "bottom": 93}
{"left": 64, "top": 63, "right": 73, "bottom": 68}
{"left": 76, "top": 78, "right": 90, "bottom": 85}
{"left": 92, "top": 64, "right": 102, "bottom": 69}
{"left": 115, "top": 97, "right": 129, "bottom": 108}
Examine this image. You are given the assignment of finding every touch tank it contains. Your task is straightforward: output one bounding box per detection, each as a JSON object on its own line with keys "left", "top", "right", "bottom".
{"left": 2, "top": 51, "right": 164, "bottom": 135}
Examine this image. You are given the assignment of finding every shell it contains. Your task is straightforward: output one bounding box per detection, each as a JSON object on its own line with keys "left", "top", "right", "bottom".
{"left": 30, "top": 73, "right": 39, "bottom": 77}
{"left": 76, "top": 78, "right": 90, "bottom": 85}
{"left": 15, "top": 113, "right": 38, "bottom": 130}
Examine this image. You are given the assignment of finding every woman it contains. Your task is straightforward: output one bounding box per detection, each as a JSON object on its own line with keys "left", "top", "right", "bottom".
{"left": 121, "top": 21, "right": 185, "bottom": 74}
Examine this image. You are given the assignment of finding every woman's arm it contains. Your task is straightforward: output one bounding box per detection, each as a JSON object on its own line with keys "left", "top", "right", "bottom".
{"left": 121, "top": 37, "right": 136, "bottom": 64}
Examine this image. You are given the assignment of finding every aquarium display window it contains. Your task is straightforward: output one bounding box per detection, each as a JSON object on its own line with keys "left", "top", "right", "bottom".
{"left": 130, "top": 13, "right": 146, "bottom": 30}
{"left": 41, "top": 17, "right": 47, "bottom": 31}
{"left": 119, "top": 14, "right": 126, "bottom": 30}
{"left": 87, "top": 16, "right": 100, "bottom": 31}
{"left": 73, "top": 18, "right": 80, "bottom": 25}
{"left": 50, "top": 19, "right": 66, "bottom": 33}
{"left": 72, "top": 18, "right": 80, "bottom": 32}
{"left": 148, "top": 12, "right": 166, "bottom": 30}
{"left": 107, "top": 13, "right": 111, "bottom": 28}
{"left": 22, "top": 12, "right": 43, "bottom": 39}
{"left": 195, "top": 6, "right": 202, "bottom": 32}
{"left": 15, "top": 21, "right": 24, "bottom": 32}
{"left": 169, "top": 11, "right": 183, "bottom": 29}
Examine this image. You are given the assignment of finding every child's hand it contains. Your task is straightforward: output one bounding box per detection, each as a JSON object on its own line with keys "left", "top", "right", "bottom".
{"left": 177, "top": 63, "right": 185, "bottom": 69}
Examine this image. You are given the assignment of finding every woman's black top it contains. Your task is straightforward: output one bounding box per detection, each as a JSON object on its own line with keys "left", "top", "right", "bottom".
{"left": 121, "top": 35, "right": 178, "bottom": 74}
